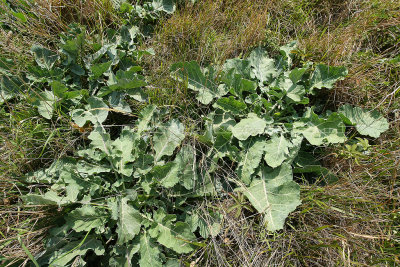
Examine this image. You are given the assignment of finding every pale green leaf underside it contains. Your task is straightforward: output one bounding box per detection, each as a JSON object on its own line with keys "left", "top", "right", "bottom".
{"left": 48, "top": 238, "right": 104, "bottom": 266}
{"left": 31, "top": 45, "right": 59, "bottom": 70}
{"left": 66, "top": 205, "right": 107, "bottom": 232}
{"left": 156, "top": 221, "right": 195, "bottom": 253}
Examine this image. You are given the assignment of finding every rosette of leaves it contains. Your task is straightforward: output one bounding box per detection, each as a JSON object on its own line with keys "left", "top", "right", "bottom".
{"left": 24, "top": 23, "right": 150, "bottom": 120}
{"left": 171, "top": 42, "right": 389, "bottom": 231}
{"left": 23, "top": 105, "right": 221, "bottom": 266}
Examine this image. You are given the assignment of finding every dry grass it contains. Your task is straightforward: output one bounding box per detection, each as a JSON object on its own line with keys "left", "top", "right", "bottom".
{"left": 0, "top": 0, "right": 120, "bottom": 58}
{"left": 146, "top": 0, "right": 270, "bottom": 71}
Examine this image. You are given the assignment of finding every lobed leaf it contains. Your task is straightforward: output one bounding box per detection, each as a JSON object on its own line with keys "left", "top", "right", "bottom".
{"left": 309, "top": 64, "right": 348, "bottom": 93}
{"left": 232, "top": 113, "right": 267, "bottom": 141}
{"left": 242, "top": 164, "right": 301, "bottom": 231}
{"left": 338, "top": 104, "right": 389, "bottom": 138}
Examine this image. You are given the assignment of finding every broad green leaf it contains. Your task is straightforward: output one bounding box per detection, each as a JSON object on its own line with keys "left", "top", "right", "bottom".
{"left": 232, "top": 113, "right": 266, "bottom": 140}
{"left": 170, "top": 61, "right": 227, "bottom": 104}
{"left": 98, "top": 69, "right": 147, "bottom": 97}
{"left": 238, "top": 137, "right": 267, "bottom": 184}
{"left": 293, "top": 151, "right": 338, "bottom": 183}
{"left": 175, "top": 145, "right": 197, "bottom": 190}
{"left": 12, "top": 12, "right": 27, "bottom": 22}
{"left": 60, "top": 170, "right": 89, "bottom": 202}
{"left": 47, "top": 237, "right": 104, "bottom": 266}
{"left": 91, "top": 61, "right": 112, "bottom": 79}
{"left": 22, "top": 191, "right": 61, "bottom": 205}
{"left": 289, "top": 67, "right": 307, "bottom": 84}
{"left": 212, "top": 109, "right": 236, "bottom": 132}
{"left": 87, "top": 125, "right": 112, "bottom": 156}
{"left": 139, "top": 233, "right": 162, "bottom": 267}
{"left": 151, "top": 210, "right": 196, "bottom": 254}
{"left": 112, "top": 127, "right": 137, "bottom": 176}
{"left": 221, "top": 70, "right": 257, "bottom": 97}
{"left": 191, "top": 212, "right": 222, "bottom": 239}
{"left": 51, "top": 81, "right": 85, "bottom": 100}
{"left": 31, "top": 45, "right": 59, "bottom": 70}
{"left": 84, "top": 43, "right": 113, "bottom": 69}
{"left": 293, "top": 110, "right": 346, "bottom": 145}
{"left": 213, "top": 131, "right": 235, "bottom": 159}
{"left": 108, "top": 92, "right": 132, "bottom": 113}
{"left": 50, "top": 80, "right": 68, "bottom": 97}
{"left": 153, "top": 119, "right": 185, "bottom": 162}
{"left": 32, "top": 90, "right": 56, "bottom": 119}
{"left": 76, "top": 161, "right": 110, "bottom": 175}
{"left": 71, "top": 97, "right": 109, "bottom": 127}
{"left": 119, "top": 25, "right": 139, "bottom": 46}
{"left": 264, "top": 134, "right": 291, "bottom": 168}
{"left": 108, "top": 241, "right": 140, "bottom": 267}
{"left": 248, "top": 47, "right": 277, "bottom": 85}
{"left": 338, "top": 104, "right": 389, "bottom": 138}
{"left": 0, "top": 76, "right": 24, "bottom": 103}
{"left": 276, "top": 41, "right": 297, "bottom": 70}
{"left": 309, "top": 64, "right": 348, "bottom": 93}
{"left": 0, "top": 57, "right": 13, "bottom": 75}
{"left": 116, "top": 197, "right": 142, "bottom": 244}
{"left": 243, "top": 164, "right": 301, "bottom": 231}
{"left": 165, "top": 259, "right": 180, "bottom": 267}
{"left": 133, "top": 154, "right": 154, "bottom": 177}
{"left": 223, "top": 58, "right": 251, "bottom": 78}
{"left": 66, "top": 205, "right": 108, "bottom": 233}
{"left": 213, "top": 96, "right": 246, "bottom": 115}
{"left": 152, "top": 0, "right": 176, "bottom": 14}
{"left": 271, "top": 74, "right": 306, "bottom": 103}
{"left": 152, "top": 162, "right": 180, "bottom": 188}
{"left": 70, "top": 63, "right": 85, "bottom": 76}
{"left": 60, "top": 32, "right": 85, "bottom": 65}
{"left": 137, "top": 104, "right": 157, "bottom": 134}
{"left": 99, "top": 79, "right": 147, "bottom": 97}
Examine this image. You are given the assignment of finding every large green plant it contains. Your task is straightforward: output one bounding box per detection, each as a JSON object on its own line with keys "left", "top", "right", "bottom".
{"left": 23, "top": 105, "right": 221, "bottom": 266}
{"left": 170, "top": 41, "right": 389, "bottom": 231}
{"left": 22, "top": 42, "right": 389, "bottom": 266}
{"left": 25, "top": 24, "right": 151, "bottom": 122}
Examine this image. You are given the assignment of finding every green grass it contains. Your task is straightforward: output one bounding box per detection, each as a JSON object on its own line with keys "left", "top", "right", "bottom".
{"left": 1, "top": 0, "right": 399, "bottom": 265}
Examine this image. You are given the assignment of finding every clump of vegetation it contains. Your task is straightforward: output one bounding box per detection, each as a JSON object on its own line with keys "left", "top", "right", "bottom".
{"left": 16, "top": 35, "right": 389, "bottom": 265}
{"left": 1, "top": 0, "right": 399, "bottom": 266}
